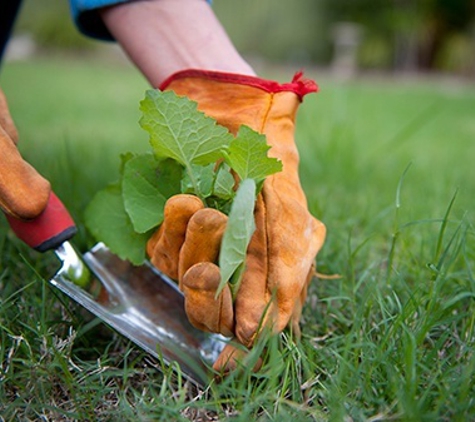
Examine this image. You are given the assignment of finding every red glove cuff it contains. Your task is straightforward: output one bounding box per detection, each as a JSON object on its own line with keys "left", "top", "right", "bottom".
{"left": 159, "top": 69, "right": 318, "bottom": 101}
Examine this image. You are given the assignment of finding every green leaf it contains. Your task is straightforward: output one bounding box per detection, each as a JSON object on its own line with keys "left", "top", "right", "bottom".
{"left": 153, "top": 157, "right": 185, "bottom": 199}
{"left": 85, "top": 183, "right": 150, "bottom": 265}
{"left": 119, "top": 152, "right": 135, "bottom": 172}
{"left": 206, "top": 197, "right": 232, "bottom": 215}
{"left": 217, "top": 178, "right": 257, "bottom": 296}
{"left": 139, "top": 90, "right": 233, "bottom": 167}
{"left": 225, "top": 125, "right": 282, "bottom": 184}
{"left": 213, "top": 164, "right": 236, "bottom": 200}
{"left": 180, "top": 163, "right": 215, "bottom": 198}
{"left": 122, "top": 153, "right": 183, "bottom": 233}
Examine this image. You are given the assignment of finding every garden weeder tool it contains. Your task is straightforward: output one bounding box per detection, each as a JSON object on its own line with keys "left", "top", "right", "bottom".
{"left": 5, "top": 191, "right": 225, "bottom": 387}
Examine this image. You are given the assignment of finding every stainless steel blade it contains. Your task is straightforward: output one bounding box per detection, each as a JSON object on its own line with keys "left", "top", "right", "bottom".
{"left": 51, "top": 241, "right": 226, "bottom": 386}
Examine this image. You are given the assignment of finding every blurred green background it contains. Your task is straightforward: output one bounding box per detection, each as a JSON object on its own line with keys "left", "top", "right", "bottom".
{"left": 7, "top": 0, "right": 475, "bottom": 76}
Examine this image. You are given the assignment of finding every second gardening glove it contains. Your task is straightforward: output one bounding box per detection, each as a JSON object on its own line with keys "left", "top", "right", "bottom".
{"left": 146, "top": 70, "right": 326, "bottom": 373}
{"left": 0, "top": 87, "right": 50, "bottom": 220}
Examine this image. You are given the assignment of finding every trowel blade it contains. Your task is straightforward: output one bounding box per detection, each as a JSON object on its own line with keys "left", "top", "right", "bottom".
{"left": 51, "top": 242, "right": 226, "bottom": 387}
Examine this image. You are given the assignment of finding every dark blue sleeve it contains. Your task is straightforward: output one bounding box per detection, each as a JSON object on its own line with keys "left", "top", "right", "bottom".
{"left": 68, "top": 0, "right": 128, "bottom": 41}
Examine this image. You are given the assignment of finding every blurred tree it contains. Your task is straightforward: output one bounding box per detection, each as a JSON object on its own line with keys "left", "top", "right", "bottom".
{"left": 325, "top": 0, "right": 475, "bottom": 74}
{"left": 417, "top": 0, "right": 475, "bottom": 70}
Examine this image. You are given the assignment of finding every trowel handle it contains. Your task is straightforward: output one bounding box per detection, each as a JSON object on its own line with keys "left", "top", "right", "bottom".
{"left": 5, "top": 192, "right": 77, "bottom": 252}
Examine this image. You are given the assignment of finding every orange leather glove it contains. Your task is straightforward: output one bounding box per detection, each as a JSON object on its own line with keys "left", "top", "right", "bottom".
{"left": 0, "top": 88, "right": 50, "bottom": 219}
{"left": 146, "top": 70, "right": 326, "bottom": 373}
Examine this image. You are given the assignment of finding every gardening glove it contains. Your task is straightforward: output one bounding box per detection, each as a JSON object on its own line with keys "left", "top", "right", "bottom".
{"left": 146, "top": 70, "right": 326, "bottom": 373}
{"left": 0, "top": 87, "right": 51, "bottom": 219}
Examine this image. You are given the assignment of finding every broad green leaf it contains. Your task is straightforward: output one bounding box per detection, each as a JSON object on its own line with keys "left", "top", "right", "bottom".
{"left": 224, "top": 125, "right": 282, "bottom": 184}
{"left": 213, "top": 164, "right": 236, "bottom": 200}
{"left": 139, "top": 90, "right": 233, "bottom": 168}
{"left": 122, "top": 154, "right": 182, "bottom": 233}
{"left": 217, "top": 178, "right": 257, "bottom": 296}
{"left": 85, "top": 184, "right": 150, "bottom": 265}
{"left": 180, "top": 163, "right": 215, "bottom": 198}
{"left": 153, "top": 157, "right": 185, "bottom": 199}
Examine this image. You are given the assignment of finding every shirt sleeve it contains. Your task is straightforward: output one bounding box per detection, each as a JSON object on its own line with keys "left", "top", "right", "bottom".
{"left": 68, "top": 0, "right": 128, "bottom": 41}
{"left": 69, "top": 0, "right": 212, "bottom": 41}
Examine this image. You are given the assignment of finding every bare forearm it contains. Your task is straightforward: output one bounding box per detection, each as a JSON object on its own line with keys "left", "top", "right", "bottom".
{"left": 100, "top": 0, "right": 255, "bottom": 87}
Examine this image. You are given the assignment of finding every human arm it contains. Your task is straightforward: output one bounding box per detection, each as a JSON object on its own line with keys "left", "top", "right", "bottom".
{"left": 98, "top": 0, "right": 255, "bottom": 86}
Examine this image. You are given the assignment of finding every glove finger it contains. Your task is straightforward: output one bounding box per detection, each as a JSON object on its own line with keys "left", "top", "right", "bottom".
{"left": 0, "top": 88, "right": 19, "bottom": 144}
{"left": 178, "top": 207, "right": 227, "bottom": 284}
{"left": 268, "top": 216, "right": 326, "bottom": 334}
{"left": 146, "top": 194, "right": 204, "bottom": 280}
{"left": 181, "top": 262, "right": 234, "bottom": 337}
{"left": 233, "top": 196, "right": 323, "bottom": 347}
{"left": 212, "top": 342, "right": 263, "bottom": 376}
{"left": 235, "top": 195, "right": 326, "bottom": 346}
{"left": 0, "top": 128, "right": 51, "bottom": 219}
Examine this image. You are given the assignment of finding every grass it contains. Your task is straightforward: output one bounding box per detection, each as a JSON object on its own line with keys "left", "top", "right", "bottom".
{"left": 1, "top": 55, "right": 474, "bottom": 421}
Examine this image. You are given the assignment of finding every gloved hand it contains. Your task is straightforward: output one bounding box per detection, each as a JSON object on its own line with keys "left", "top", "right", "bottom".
{"left": 0, "top": 88, "right": 50, "bottom": 219}
{"left": 146, "top": 70, "right": 326, "bottom": 373}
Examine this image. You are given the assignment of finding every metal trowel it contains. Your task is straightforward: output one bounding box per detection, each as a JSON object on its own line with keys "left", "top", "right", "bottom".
{"left": 5, "top": 192, "right": 226, "bottom": 387}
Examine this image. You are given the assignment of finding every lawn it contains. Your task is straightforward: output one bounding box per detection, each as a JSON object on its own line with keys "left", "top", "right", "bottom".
{"left": 1, "top": 56, "right": 474, "bottom": 421}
